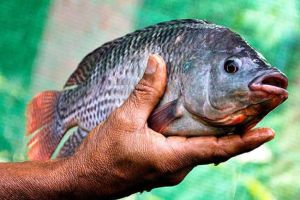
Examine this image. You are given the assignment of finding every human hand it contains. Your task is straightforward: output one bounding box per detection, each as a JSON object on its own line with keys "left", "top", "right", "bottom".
{"left": 66, "top": 55, "right": 275, "bottom": 199}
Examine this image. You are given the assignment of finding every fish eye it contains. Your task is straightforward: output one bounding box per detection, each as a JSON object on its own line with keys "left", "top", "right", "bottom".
{"left": 224, "top": 59, "right": 239, "bottom": 73}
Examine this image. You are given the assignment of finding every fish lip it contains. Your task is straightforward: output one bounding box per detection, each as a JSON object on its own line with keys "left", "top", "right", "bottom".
{"left": 248, "top": 72, "right": 288, "bottom": 100}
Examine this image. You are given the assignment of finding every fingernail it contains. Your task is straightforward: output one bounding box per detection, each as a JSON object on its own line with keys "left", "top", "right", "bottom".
{"left": 257, "top": 128, "right": 275, "bottom": 138}
{"left": 264, "top": 128, "right": 275, "bottom": 140}
{"left": 145, "top": 55, "right": 157, "bottom": 74}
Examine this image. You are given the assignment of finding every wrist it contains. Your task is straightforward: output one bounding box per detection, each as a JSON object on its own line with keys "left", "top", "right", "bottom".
{"left": 68, "top": 148, "right": 140, "bottom": 199}
{"left": 66, "top": 151, "right": 115, "bottom": 199}
{"left": 28, "top": 159, "right": 74, "bottom": 198}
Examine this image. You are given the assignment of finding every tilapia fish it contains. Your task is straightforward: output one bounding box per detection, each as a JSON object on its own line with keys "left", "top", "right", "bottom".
{"left": 26, "top": 19, "right": 288, "bottom": 160}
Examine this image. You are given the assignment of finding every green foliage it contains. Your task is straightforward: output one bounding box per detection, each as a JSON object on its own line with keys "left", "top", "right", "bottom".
{"left": 0, "top": 0, "right": 51, "bottom": 161}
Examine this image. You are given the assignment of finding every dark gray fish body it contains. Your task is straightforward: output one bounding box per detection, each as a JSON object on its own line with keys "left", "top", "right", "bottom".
{"left": 26, "top": 19, "right": 288, "bottom": 160}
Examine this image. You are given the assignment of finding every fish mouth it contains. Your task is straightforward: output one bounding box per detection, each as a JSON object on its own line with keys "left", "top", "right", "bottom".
{"left": 248, "top": 72, "right": 288, "bottom": 101}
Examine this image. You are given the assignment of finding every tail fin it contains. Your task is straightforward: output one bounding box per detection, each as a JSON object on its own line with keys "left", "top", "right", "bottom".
{"left": 26, "top": 91, "right": 65, "bottom": 161}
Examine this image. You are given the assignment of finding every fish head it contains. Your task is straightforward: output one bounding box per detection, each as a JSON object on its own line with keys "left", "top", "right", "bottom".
{"left": 181, "top": 28, "right": 288, "bottom": 132}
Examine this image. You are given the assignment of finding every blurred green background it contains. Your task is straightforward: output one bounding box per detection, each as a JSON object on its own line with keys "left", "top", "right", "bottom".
{"left": 0, "top": 0, "right": 299, "bottom": 199}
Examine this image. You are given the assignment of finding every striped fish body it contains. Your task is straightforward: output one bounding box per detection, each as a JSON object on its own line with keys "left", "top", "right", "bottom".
{"left": 26, "top": 19, "right": 288, "bottom": 160}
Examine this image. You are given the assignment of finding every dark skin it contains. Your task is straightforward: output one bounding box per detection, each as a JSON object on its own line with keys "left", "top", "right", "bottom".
{"left": 0, "top": 55, "right": 274, "bottom": 199}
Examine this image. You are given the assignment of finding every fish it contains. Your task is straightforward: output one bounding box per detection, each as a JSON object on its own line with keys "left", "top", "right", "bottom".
{"left": 26, "top": 19, "right": 288, "bottom": 161}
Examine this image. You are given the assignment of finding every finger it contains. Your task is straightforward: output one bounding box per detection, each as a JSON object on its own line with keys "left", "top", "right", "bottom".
{"left": 168, "top": 128, "right": 275, "bottom": 166}
{"left": 117, "top": 54, "right": 167, "bottom": 125}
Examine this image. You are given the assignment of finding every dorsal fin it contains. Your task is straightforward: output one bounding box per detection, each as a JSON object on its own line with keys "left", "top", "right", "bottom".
{"left": 64, "top": 38, "right": 124, "bottom": 88}
{"left": 64, "top": 19, "right": 211, "bottom": 88}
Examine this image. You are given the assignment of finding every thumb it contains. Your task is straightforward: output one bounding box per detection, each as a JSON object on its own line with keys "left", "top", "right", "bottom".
{"left": 118, "top": 54, "right": 167, "bottom": 125}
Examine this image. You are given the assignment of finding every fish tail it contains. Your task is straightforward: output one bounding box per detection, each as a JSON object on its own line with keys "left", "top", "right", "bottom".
{"left": 26, "top": 90, "right": 65, "bottom": 161}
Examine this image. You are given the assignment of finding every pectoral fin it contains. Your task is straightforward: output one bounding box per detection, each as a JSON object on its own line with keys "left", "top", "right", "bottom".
{"left": 148, "top": 99, "right": 183, "bottom": 133}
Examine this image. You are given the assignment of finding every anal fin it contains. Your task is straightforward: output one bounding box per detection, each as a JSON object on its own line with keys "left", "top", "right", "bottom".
{"left": 57, "top": 127, "right": 88, "bottom": 158}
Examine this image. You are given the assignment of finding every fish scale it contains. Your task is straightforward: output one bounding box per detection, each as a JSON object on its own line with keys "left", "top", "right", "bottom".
{"left": 26, "top": 19, "right": 288, "bottom": 160}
